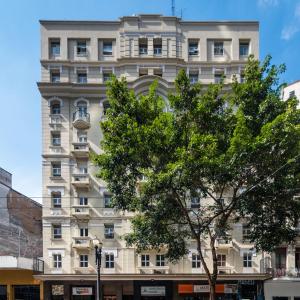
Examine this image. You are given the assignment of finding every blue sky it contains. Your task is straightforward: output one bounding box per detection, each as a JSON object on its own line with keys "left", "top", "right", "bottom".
{"left": 0, "top": 0, "right": 299, "bottom": 202}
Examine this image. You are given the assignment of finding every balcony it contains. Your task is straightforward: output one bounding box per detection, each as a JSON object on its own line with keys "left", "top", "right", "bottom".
{"left": 72, "top": 172, "right": 90, "bottom": 189}
{"left": 72, "top": 143, "right": 90, "bottom": 158}
{"left": 49, "top": 114, "right": 62, "bottom": 128}
{"left": 72, "top": 206, "right": 91, "bottom": 219}
{"left": 73, "top": 110, "right": 90, "bottom": 129}
{"left": 72, "top": 237, "right": 91, "bottom": 249}
{"left": 137, "top": 266, "right": 170, "bottom": 274}
{"left": 74, "top": 266, "right": 94, "bottom": 274}
{"left": 0, "top": 256, "right": 44, "bottom": 272}
{"left": 218, "top": 266, "right": 234, "bottom": 274}
{"left": 215, "top": 238, "right": 233, "bottom": 250}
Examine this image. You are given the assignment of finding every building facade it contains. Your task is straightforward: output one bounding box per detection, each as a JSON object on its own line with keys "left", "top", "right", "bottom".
{"left": 282, "top": 80, "right": 300, "bottom": 108}
{"left": 35, "top": 14, "right": 296, "bottom": 300}
{"left": 0, "top": 167, "right": 43, "bottom": 300}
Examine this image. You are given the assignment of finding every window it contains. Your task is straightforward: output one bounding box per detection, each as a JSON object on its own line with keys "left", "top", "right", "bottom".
{"left": 78, "top": 132, "right": 87, "bottom": 143}
{"left": 80, "top": 227, "right": 88, "bottom": 237}
{"left": 103, "top": 101, "right": 111, "bottom": 115}
{"left": 104, "top": 194, "right": 112, "bottom": 208}
{"left": 80, "top": 254, "right": 88, "bottom": 268}
{"left": 214, "top": 41, "right": 224, "bottom": 56}
{"left": 77, "top": 101, "right": 88, "bottom": 114}
{"left": 51, "top": 70, "right": 60, "bottom": 83}
{"left": 214, "top": 73, "right": 223, "bottom": 84}
{"left": 78, "top": 166, "right": 88, "bottom": 174}
{"left": 77, "top": 41, "right": 87, "bottom": 56}
{"left": 139, "top": 39, "right": 148, "bottom": 55}
{"left": 105, "top": 254, "right": 114, "bottom": 268}
{"left": 51, "top": 132, "right": 61, "bottom": 146}
{"left": 189, "top": 73, "right": 198, "bottom": 84}
{"left": 141, "top": 254, "right": 150, "bottom": 267}
{"left": 240, "top": 73, "right": 245, "bottom": 83}
{"left": 156, "top": 254, "right": 165, "bottom": 267}
{"left": 192, "top": 253, "right": 201, "bottom": 268}
{"left": 50, "top": 40, "right": 60, "bottom": 57}
{"left": 217, "top": 254, "right": 226, "bottom": 267}
{"left": 154, "top": 39, "right": 162, "bottom": 55}
{"left": 103, "top": 41, "right": 113, "bottom": 55}
{"left": 53, "top": 254, "right": 62, "bottom": 268}
{"left": 275, "top": 248, "right": 286, "bottom": 269}
{"left": 52, "top": 192, "right": 61, "bottom": 208}
{"left": 79, "top": 197, "right": 88, "bottom": 206}
{"left": 188, "top": 41, "right": 199, "bottom": 56}
{"left": 104, "top": 224, "right": 114, "bottom": 239}
{"left": 103, "top": 72, "right": 112, "bottom": 82}
{"left": 154, "top": 69, "right": 163, "bottom": 77}
{"left": 240, "top": 42, "right": 249, "bottom": 56}
{"left": 139, "top": 69, "right": 148, "bottom": 77}
{"left": 242, "top": 225, "right": 251, "bottom": 241}
{"left": 289, "top": 90, "right": 295, "bottom": 98}
{"left": 191, "top": 196, "right": 200, "bottom": 208}
{"left": 51, "top": 102, "right": 61, "bottom": 115}
{"left": 77, "top": 72, "right": 87, "bottom": 84}
{"left": 52, "top": 162, "right": 61, "bottom": 177}
{"left": 243, "top": 252, "right": 252, "bottom": 267}
{"left": 52, "top": 224, "right": 62, "bottom": 239}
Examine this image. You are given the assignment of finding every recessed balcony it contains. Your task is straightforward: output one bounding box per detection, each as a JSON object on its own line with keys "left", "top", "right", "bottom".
{"left": 73, "top": 110, "right": 90, "bottom": 129}
{"left": 72, "top": 237, "right": 91, "bottom": 249}
{"left": 71, "top": 172, "right": 90, "bottom": 189}
{"left": 215, "top": 238, "right": 233, "bottom": 250}
{"left": 71, "top": 143, "right": 90, "bottom": 158}
{"left": 72, "top": 206, "right": 91, "bottom": 219}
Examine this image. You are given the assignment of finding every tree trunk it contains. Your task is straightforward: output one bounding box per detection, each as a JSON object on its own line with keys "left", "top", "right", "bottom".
{"left": 209, "top": 283, "right": 216, "bottom": 300}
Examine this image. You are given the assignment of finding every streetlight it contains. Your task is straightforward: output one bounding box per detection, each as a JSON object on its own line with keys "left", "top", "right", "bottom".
{"left": 92, "top": 237, "right": 103, "bottom": 300}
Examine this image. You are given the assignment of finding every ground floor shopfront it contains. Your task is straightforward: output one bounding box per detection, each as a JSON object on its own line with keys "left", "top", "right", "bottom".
{"left": 0, "top": 269, "right": 43, "bottom": 300}
{"left": 36, "top": 274, "right": 269, "bottom": 300}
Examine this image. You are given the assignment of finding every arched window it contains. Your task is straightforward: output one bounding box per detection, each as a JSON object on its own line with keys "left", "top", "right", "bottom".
{"left": 51, "top": 101, "right": 61, "bottom": 115}
{"left": 76, "top": 100, "right": 88, "bottom": 114}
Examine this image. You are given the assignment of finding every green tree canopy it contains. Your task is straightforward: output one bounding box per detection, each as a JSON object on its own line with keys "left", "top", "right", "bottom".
{"left": 94, "top": 55, "right": 300, "bottom": 300}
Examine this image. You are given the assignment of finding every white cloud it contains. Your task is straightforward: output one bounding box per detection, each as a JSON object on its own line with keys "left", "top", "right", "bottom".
{"left": 257, "top": 0, "right": 279, "bottom": 7}
{"left": 280, "top": 1, "right": 300, "bottom": 40}
{"left": 281, "top": 25, "right": 300, "bottom": 40}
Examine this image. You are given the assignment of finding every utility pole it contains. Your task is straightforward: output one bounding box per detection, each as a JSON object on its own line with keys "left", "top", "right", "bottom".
{"left": 171, "top": 0, "right": 175, "bottom": 16}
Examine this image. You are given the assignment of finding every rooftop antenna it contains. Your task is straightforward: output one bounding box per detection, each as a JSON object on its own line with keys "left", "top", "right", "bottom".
{"left": 171, "top": 0, "right": 175, "bottom": 16}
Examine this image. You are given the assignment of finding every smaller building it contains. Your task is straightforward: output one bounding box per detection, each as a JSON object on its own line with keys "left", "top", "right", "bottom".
{"left": 0, "top": 167, "right": 43, "bottom": 300}
{"left": 282, "top": 80, "right": 300, "bottom": 106}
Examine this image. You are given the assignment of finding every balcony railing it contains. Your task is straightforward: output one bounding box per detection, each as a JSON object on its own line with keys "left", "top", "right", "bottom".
{"left": 72, "top": 169, "right": 90, "bottom": 188}
{"left": 215, "top": 238, "right": 233, "bottom": 249}
{"left": 72, "top": 142, "right": 90, "bottom": 158}
{"left": 72, "top": 237, "right": 91, "bottom": 249}
{"left": 49, "top": 114, "right": 62, "bottom": 126}
{"left": 72, "top": 206, "right": 91, "bottom": 219}
{"left": 0, "top": 256, "right": 43, "bottom": 273}
{"left": 73, "top": 110, "right": 90, "bottom": 129}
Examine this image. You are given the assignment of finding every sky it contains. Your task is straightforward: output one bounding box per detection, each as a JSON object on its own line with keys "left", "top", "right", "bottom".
{"left": 0, "top": 0, "right": 299, "bottom": 202}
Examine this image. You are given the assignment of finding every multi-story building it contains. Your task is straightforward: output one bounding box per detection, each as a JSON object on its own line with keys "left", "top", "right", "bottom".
{"left": 36, "top": 14, "right": 296, "bottom": 300}
{"left": 0, "top": 167, "right": 43, "bottom": 300}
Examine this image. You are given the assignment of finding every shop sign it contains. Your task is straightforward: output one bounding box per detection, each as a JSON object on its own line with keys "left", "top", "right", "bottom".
{"left": 141, "top": 286, "right": 166, "bottom": 296}
{"left": 52, "top": 285, "right": 64, "bottom": 295}
{"left": 224, "top": 284, "right": 237, "bottom": 294}
{"left": 194, "top": 285, "right": 210, "bottom": 293}
{"left": 72, "top": 287, "right": 93, "bottom": 295}
{"left": 239, "top": 280, "right": 255, "bottom": 285}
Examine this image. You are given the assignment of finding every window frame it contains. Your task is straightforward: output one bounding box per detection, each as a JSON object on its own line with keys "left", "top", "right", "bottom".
{"left": 79, "top": 254, "right": 89, "bottom": 268}
{"left": 188, "top": 42, "right": 199, "bottom": 56}
{"left": 189, "top": 73, "right": 199, "bottom": 85}
{"left": 239, "top": 42, "right": 249, "bottom": 56}
{"left": 52, "top": 162, "right": 61, "bottom": 177}
{"left": 217, "top": 254, "right": 226, "bottom": 267}
{"left": 214, "top": 41, "right": 224, "bottom": 56}
{"left": 104, "top": 194, "right": 112, "bottom": 208}
{"left": 243, "top": 252, "right": 252, "bottom": 268}
{"left": 141, "top": 254, "right": 150, "bottom": 267}
{"left": 52, "top": 224, "right": 62, "bottom": 239}
{"left": 50, "top": 71, "right": 60, "bottom": 83}
{"left": 76, "top": 41, "right": 87, "bottom": 56}
{"left": 156, "top": 254, "right": 165, "bottom": 267}
{"left": 51, "top": 132, "right": 61, "bottom": 146}
{"left": 77, "top": 72, "right": 87, "bottom": 84}
{"left": 104, "top": 224, "right": 114, "bottom": 239}
{"left": 79, "top": 197, "right": 88, "bottom": 206}
{"left": 51, "top": 103, "right": 61, "bottom": 115}
{"left": 103, "top": 41, "right": 113, "bottom": 56}
{"left": 80, "top": 227, "right": 88, "bottom": 237}
{"left": 192, "top": 253, "right": 201, "bottom": 268}
{"left": 105, "top": 254, "right": 114, "bottom": 268}
{"left": 52, "top": 192, "right": 62, "bottom": 208}
{"left": 53, "top": 254, "right": 62, "bottom": 269}
{"left": 50, "top": 41, "right": 60, "bottom": 57}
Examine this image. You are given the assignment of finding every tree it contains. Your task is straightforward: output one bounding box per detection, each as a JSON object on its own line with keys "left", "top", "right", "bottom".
{"left": 94, "top": 55, "right": 300, "bottom": 300}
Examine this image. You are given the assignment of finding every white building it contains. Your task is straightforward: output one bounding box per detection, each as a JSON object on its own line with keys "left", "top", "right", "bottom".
{"left": 36, "top": 14, "right": 300, "bottom": 300}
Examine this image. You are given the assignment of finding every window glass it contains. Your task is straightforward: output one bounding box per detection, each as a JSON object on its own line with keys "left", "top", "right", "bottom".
{"left": 214, "top": 41, "right": 224, "bottom": 56}
{"left": 103, "top": 41, "right": 113, "bottom": 55}
{"left": 192, "top": 253, "right": 201, "bottom": 268}
{"left": 104, "top": 224, "right": 114, "bottom": 239}
{"left": 141, "top": 254, "right": 150, "bottom": 267}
